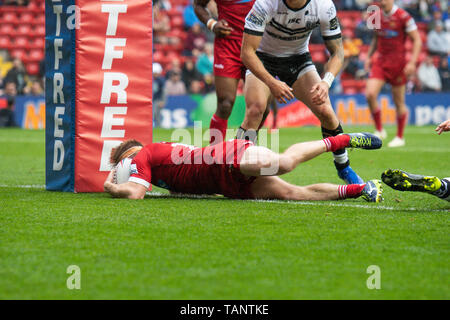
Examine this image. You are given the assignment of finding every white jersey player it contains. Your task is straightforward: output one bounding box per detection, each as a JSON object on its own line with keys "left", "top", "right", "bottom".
{"left": 236, "top": 0, "right": 364, "bottom": 185}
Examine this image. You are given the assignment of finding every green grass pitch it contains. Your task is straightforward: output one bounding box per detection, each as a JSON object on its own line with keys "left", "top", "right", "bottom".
{"left": 0, "top": 126, "right": 448, "bottom": 299}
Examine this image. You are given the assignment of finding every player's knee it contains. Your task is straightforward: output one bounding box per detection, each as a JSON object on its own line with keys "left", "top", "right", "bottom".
{"left": 278, "top": 157, "right": 295, "bottom": 175}
{"left": 217, "top": 96, "right": 234, "bottom": 119}
{"left": 279, "top": 186, "right": 300, "bottom": 200}
{"left": 365, "top": 90, "right": 377, "bottom": 102}
{"left": 314, "top": 105, "right": 335, "bottom": 124}
{"left": 246, "top": 101, "right": 266, "bottom": 120}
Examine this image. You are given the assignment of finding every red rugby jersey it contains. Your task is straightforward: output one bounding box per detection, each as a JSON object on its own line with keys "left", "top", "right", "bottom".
{"left": 374, "top": 4, "right": 417, "bottom": 65}
{"left": 215, "top": 0, "right": 255, "bottom": 40}
{"left": 129, "top": 141, "right": 250, "bottom": 195}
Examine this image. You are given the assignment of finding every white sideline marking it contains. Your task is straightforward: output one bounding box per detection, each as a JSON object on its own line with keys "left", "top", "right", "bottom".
{"left": 0, "top": 185, "right": 447, "bottom": 213}
{"left": 0, "top": 184, "right": 45, "bottom": 189}
{"left": 145, "top": 192, "right": 449, "bottom": 213}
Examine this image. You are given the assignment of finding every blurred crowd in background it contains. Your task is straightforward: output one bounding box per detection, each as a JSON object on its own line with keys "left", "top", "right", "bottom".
{"left": 0, "top": 0, "right": 449, "bottom": 127}
{"left": 152, "top": 0, "right": 450, "bottom": 111}
{"left": 0, "top": 0, "right": 44, "bottom": 126}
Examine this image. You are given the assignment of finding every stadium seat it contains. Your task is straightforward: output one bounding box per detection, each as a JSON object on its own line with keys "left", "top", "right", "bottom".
{"left": 341, "top": 79, "right": 365, "bottom": 94}
{"left": 0, "top": 24, "right": 14, "bottom": 36}
{"left": 0, "top": 36, "right": 12, "bottom": 49}
{"left": 340, "top": 17, "right": 353, "bottom": 30}
{"left": 20, "top": 12, "right": 34, "bottom": 24}
{"left": 167, "top": 29, "right": 187, "bottom": 41}
{"left": 26, "top": 62, "right": 40, "bottom": 76}
{"left": 35, "top": 14, "right": 45, "bottom": 25}
{"left": 2, "top": 12, "right": 19, "bottom": 24}
{"left": 27, "top": 1, "right": 40, "bottom": 13}
{"left": 311, "top": 50, "right": 327, "bottom": 64}
{"left": 10, "top": 49, "right": 26, "bottom": 61}
{"left": 171, "top": 15, "right": 184, "bottom": 29}
{"left": 17, "top": 24, "right": 32, "bottom": 36}
{"left": 14, "top": 36, "right": 30, "bottom": 49}
{"left": 30, "top": 37, "right": 45, "bottom": 49}
{"left": 33, "top": 25, "right": 46, "bottom": 37}
{"left": 28, "top": 49, "right": 44, "bottom": 62}
{"left": 167, "top": 8, "right": 183, "bottom": 18}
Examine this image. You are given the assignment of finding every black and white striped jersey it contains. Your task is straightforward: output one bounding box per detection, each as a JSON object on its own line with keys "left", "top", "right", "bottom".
{"left": 244, "top": 0, "right": 341, "bottom": 57}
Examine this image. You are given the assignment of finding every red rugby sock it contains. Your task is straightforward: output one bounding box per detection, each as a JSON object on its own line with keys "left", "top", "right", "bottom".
{"left": 338, "top": 184, "right": 366, "bottom": 199}
{"left": 371, "top": 109, "right": 383, "bottom": 131}
{"left": 323, "top": 135, "right": 350, "bottom": 152}
{"left": 210, "top": 114, "right": 228, "bottom": 145}
{"left": 396, "top": 112, "right": 407, "bottom": 138}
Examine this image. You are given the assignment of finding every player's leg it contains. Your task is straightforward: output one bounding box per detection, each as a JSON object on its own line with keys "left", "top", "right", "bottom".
{"left": 210, "top": 76, "right": 240, "bottom": 145}
{"left": 365, "top": 78, "right": 387, "bottom": 139}
{"left": 250, "top": 176, "right": 383, "bottom": 202}
{"left": 382, "top": 169, "right": 450, "bottom": 202}
{"left": 270, "top": 98, "right": 278, "bottom": 130}
{"left": 291, "top": 70, "right": 363, "bottom": 184}
{"left": 236, "top": 73, "right": 272, "bottom": 142}
{"left": 388, "top": 85, "right": 408, "bottom": 147}
{"left": 239, "top": 133, "right": 382, "bottom": 177}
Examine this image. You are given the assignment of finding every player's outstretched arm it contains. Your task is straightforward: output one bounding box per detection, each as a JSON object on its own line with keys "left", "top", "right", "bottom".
{"left": 241, "top": 33, "right": 294, "bottom": 103}
{"left": 436, "top": 119, "right": 450, "bottom": 135}
{"left": 104, "top": 171, "right": 146, "bottom": 199}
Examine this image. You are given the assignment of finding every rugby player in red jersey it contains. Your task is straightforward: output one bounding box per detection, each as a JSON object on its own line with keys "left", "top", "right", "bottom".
{"left": 194, "top": 0, "right": 255, "bottom": 145}
{"left": 103, "top": 133, "right": 383, "bottom": 202}
{"left": 365, "top": 0, "right": 422, "bottom": 147}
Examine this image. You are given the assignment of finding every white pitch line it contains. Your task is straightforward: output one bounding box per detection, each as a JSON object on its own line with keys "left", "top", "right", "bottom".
{"left": 0, "top": 184, "right": 45, "bottom": 189}
{"left": 145, "top": 192, "right": 449, "bottom": 213}
{"left": 0, "top": 185, "right": 447, "bottom": 213}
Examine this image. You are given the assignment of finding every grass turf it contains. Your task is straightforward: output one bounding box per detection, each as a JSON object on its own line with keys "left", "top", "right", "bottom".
{"left": 0, "top": 126, "right": 448, "bottom": 299}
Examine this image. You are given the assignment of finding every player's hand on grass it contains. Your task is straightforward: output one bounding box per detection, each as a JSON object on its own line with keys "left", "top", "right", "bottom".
{"left": 104, "top": 170, "right": 115, "bottom": 192}
{"left": 310, "top": 81, "right": 329, "bottom": 105}
{"left": 213, "top": 20, "right": 233, "bottom": 37}
{"left": 404, "top": 62, "right": 416, "bottom": 78}
{"left": 435, "top": 119, "right": 450, "bottom": 135}
{"left": 268, "top": 79, "right": 294, "bottom": 104}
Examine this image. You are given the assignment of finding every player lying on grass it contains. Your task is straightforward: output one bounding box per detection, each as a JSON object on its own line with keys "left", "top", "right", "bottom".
{"left": 104, "top": 133, "right": 383, "bottom": 202}
{"left": 381, "top": 119, "right": 450, "bottom": 202}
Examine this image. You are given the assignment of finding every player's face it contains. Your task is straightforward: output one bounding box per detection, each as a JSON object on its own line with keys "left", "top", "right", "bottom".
{"left": 380, "top": 0, "right": 394, "bottom": 12}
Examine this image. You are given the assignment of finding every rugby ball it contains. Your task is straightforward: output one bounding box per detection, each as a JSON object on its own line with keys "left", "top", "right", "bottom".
{"left": 114, "top": 157, "right": 132, "bottom": 184}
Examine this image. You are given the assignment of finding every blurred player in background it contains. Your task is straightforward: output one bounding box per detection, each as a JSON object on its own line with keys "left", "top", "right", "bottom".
{"left": 104, "top": 133, "right": 383, "bottom": 202}
{"left": 382, "top": 119, "right": 450, "bottom": 202}
{"left": 365, "top": 0, "right": 422, "bottom": 147}
{"left": 237, "top": 0, "right": 364, "bottom": 185}
{"left": 194, "top": 0, "right": 255, "bottom": 145}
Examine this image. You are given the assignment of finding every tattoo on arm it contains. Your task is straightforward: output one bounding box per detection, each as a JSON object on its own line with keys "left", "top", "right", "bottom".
{"left": 324, "top": 37, "right": 344, "bottom": 62}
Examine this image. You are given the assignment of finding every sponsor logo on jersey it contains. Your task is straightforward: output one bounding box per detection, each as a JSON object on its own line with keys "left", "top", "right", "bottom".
{"left": 214, "top": 64, "right": 224, "bottom": 69}
{"left": 379, "top": 29, "right": 399, "bottom": 38}
{"left": 247, "top": 11, "right": 264, "bottom": 26}
{"left": 288, "top": 17, "right": 301, "bottom": 24}
{"left": 329, "top": 16, "right": 339, "bottom": 30}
